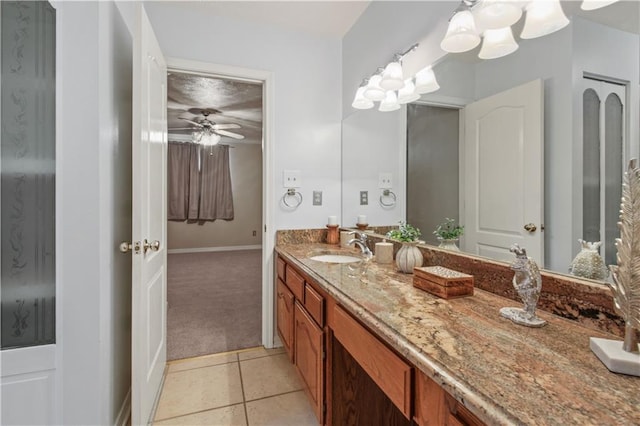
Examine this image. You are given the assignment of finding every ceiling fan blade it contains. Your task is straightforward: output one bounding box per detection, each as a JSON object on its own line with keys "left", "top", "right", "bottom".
{"left": 212, "top": 123, "right": 241, "bottom": 130}
{"left": 215, "top": 129, "right": 245, "bottom": 140}
{"left": 168, "top": 127, "right": 194, "bottom": 131}
{"left": 180, "top": 118, "right": 203, "bottom": 127}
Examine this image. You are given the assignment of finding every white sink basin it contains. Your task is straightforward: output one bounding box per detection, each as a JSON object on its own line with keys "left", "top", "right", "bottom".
{"left": 309, "top": 254, "right": 362, "bottom": 264}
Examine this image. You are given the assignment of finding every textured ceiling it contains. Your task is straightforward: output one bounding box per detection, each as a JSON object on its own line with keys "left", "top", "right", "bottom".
{"left": 167, "top": 72, "right": 263, "bottom": 145}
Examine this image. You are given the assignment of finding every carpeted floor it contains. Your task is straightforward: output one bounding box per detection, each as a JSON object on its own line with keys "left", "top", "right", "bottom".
{"left": 167, "top": 249, "right": 262, "bottom": 361}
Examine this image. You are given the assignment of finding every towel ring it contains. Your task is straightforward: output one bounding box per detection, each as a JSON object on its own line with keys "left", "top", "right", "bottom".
{"left": 283, "top": 188, "right": 303, "bottom": 208}
{"left": 379, "top": 189, "right": 396, "bottom": 207}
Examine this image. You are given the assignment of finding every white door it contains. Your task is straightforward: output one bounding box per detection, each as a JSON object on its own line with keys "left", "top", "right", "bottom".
{"left": 131, "top": 4, "right": 168, "bottom": 425}
{"left": 462, "top": 79, "right": 544, "bottom": 265}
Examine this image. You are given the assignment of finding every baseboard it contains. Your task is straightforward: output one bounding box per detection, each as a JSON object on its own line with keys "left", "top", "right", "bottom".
{"left": 168, "top": 245, "right": 262, "bottom": 254}
{"left": 114, "top": 388, "right": 131, "bottom": 426}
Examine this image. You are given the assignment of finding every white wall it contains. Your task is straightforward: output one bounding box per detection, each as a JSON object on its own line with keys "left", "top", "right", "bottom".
{"left": 145, "top": 2, "right": 343, "bottom": 230}
{"left": 59, "top": 1, "right": 132, "bottom": 424}
{"left": 168, "top": 143, "right": 263, "bottom": 250}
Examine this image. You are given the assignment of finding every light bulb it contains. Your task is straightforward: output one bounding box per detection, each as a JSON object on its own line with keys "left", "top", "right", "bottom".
{"left": 474, "top": 0, "right": 523, "bottom": 31}
{"left": 441, "top": 9, "right": 481, "bottom": 53}
{"left": 397, "top": 79, "right": 421, "bottom": 104}
{"left": 363, "top": 74, "right": 386, "bottom": 101}
{"left": 380, "top": 61, "right": 405, "bottom": 91}
{"left": 414, "top": 67, "right": 440, "bottom": 94}
{"left": 521, "top": 0, "right": 569, "bottom": 39}
{"left": 201, "top": 132, "right": 221, "bottom": 146}
{"left": 352, "top": 86, "right": 374, "bottom": 110}
{"left": 379, "top": 91, "right": 401, "bottom": 112}
{"left": 479, "top": 27, "right": 519, "bottom": 59}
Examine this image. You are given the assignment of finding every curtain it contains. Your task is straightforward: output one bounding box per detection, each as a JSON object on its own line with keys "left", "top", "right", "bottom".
{"left": 199, "top": 145, "right": 234, "bottom": 221}
{"left": 167, "top": 142, "right": 234, "bottom": 222}
{"left": 167, "top": 141, "right": 200, "bottom": 221}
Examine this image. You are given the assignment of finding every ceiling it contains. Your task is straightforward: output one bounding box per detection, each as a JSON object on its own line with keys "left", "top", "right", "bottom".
{"left": 161, "top": 0, "right": 371, "bottom": 39}
{"left": 167, "top": 72, "right": 263, "bottom": 144}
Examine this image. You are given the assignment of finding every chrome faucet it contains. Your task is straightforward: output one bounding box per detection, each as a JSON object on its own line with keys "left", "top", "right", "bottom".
{"left": 347, "top": 231, "right": 373, "bottom": 260}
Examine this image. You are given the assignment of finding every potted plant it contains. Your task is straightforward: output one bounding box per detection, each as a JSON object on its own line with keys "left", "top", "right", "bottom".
{"left": 386, "top": 222, "right": 424, "bottom": 273}
{"left": 433, "top": 218, "right": 464, "bottom": 251}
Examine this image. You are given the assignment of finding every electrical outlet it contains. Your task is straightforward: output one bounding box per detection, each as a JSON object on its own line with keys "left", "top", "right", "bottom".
{"left": 313, "top": 191, "right": 323, "bottom": 206}
{"left": 283, "top": 170, "right": 301, "bottom": 188}
{"left": 252, "top": 230, "right": 257, "bottom": 236}
{"left": 360, "top": 191, "right": 368, "bottom": 205}
{"left": 379, "top": 173, "right": 392, "bottom": 189}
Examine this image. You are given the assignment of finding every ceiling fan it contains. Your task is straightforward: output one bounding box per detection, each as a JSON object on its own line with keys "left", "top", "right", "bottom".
{"left": 170, "top": 108, "right": 245, "bottom": 144}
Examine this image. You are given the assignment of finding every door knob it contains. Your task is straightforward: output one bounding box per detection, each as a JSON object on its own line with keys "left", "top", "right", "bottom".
{"left": 142, "top": 239, "right": 161, "bottom": 253}
{"left": 524, "top": 223, "right": 537, "bottom": 233}
{"left": 120, "top": 241, "right": 141, "bottom": 254}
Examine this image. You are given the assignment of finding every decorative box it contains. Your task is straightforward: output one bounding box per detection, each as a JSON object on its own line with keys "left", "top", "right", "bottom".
{"left": 413, "top": 266, "right": 474, "bottom": 299}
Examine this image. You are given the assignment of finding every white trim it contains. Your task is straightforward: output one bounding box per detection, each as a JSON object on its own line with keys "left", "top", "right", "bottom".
{"left": 114, "top": 388, "right": 131, "bottom": 426}
{"left": 164, "top": 57, "right": 275, "bottom": 349}
{"left": 168, "top": 245, "right": 262, "bottom": 254}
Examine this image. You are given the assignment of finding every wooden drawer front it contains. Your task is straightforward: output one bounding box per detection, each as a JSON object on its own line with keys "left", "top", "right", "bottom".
{"left": 277, "top": 257, "right": 286, "bottom": 281}
{"left": 285, "top": 265, "right": 305, "bottom": 301}
{"left": 304, "top": 284, "right": 324, "bottom": 327}
{"left": 294, "top": 302, "right": 324, "bottom": 423}
{"left": 332, "top": 305, "right": 412, "bottom": 419}
{"left": 276, "top": 279, "right": 295, "bottom": 362}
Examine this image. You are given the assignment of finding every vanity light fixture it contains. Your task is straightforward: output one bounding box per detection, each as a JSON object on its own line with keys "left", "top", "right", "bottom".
{"left": 580, "top": 0, "right": 619, "bottom": 11}
{"left": 474, "top": 0, "right": 522, "bottom": 30}
{"left": 397, "top": 78, "right": 421, "bottom": 104}
{"left": 363, "top": 69, "right": 386, "bottom": 101}
{"left": 441, "top": 1, "right": 481, "bottom": 53}
{"left": 478, "top": 26, "right": 519, "bottom": 59}
{"left": 352, "top": 79, "right": 375, "bottom": 110}
{"left": 378, "top": 91, "right": 401, "bottom": 112}
{"left": 414, "top": 66, "right": 440, "bottom": 95}
{"left": 380, "top": 55, "right": 405, "bottom": 91}
{"left": 520, "top": 0, "right": 570, "bottom": 39}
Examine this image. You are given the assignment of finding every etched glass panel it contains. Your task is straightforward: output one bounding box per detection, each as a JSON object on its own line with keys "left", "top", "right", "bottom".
{"left": 1, "top": 1, "right": 56, "bottom": 349}
{"left": 582, "top": 88, "right": 600, "bottom": 243}
{"left": 604, "top": 93, "right": 623, "bottom": 266}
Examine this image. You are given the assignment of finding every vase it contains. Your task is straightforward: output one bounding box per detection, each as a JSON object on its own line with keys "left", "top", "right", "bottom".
{"left": 438, "top": 238, "right": 460, "bottom": 251}
{"left": 395, "top": 242, "right": 423, "bottom": 274}
{"left": 568, "top": 239, "right": 608, "bottom": 280}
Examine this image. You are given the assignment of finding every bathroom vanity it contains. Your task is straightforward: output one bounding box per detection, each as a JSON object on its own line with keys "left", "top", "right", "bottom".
{"left": 275, "top": 237, "right": 638, "bottom": 426}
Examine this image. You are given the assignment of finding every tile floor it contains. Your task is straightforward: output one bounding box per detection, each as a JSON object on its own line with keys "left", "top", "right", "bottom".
{"left": 153, "top": 346, "right": 318, "bottom": 425}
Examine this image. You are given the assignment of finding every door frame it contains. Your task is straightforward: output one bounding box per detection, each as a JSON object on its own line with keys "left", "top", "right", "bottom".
{"left": 165, "top": 57, "right": 275, "bottom": 348}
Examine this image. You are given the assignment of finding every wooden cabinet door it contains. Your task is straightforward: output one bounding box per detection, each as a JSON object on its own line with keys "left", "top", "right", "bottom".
{"left": 294, "top": 301, "right": 324, "bottom": 423}
{"left": 276, "top": 279, "right": 295, "bottom": 361}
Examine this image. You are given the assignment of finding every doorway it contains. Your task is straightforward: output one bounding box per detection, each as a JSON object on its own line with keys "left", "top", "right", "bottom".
{"left": 165, "top": 68, "right": 264, "bottom": 360}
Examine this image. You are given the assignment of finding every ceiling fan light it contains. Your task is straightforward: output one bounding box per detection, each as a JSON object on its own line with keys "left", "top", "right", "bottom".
{"left": 474, "top": 0, "right": 523, "bottom": 30}
{"left": 440, "top": 9, "right": 481, "bottom": 53}
{"left": 414, "top": 67, "right": 440, "bottom": 94}
{"left": 352, "top": 86, "right": 374, "bottom": 109}
{"left": 580, "top": 0, "right": 619, "bottom": 10}
{"left": 479, "top": 27, "right": 519, "bottom": 59}
{"left": 363, "top": 74, "right": 386, "bottom": 101}
{"left": 521, "top": 0, "right": 569, "bottom": 39}
{"left": 378, "top": 91, "right": 401, "bottom": 112}
{"left": 397, "top": 79, "right": 421, "bottom": 104}
{"left": 201, "top": 132, "right": 221, "bottom": 146}
{"left": 380, "top": 61, "right": 405, "bottom": 91}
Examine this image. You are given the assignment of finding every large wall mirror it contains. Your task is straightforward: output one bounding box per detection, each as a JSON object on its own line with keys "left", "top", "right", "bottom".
{"left": 341, "top": 1, "right": 639, "bottom": 281}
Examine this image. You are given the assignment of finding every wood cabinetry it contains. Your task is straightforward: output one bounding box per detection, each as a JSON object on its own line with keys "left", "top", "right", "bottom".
{"left": 414, "top": 371, "right": 484, "bottom": 426}
{"left": 276, "top": 253, "right": 486, "bottom": 426}
{"left": 294, "top": 301, "right": 325, "bottom": 422}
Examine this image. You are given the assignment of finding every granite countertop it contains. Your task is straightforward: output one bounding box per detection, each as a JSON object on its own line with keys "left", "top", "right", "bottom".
{"left": 276, "top": 243, "right": 639, "bottom": 426}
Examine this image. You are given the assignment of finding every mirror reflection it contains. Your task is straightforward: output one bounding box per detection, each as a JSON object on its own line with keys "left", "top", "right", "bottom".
{"left": 341, "top": 1, "right": 639, "bottom": 280}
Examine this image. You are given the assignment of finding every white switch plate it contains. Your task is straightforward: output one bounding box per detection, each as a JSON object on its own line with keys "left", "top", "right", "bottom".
{"left": 379, "top": 173, "right": 392, "bottom": 189}
{"left": 283, "top": 170, "right": 301, "bottom": 188}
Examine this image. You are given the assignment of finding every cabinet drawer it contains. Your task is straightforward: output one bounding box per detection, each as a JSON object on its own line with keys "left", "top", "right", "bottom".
{"left": 285, "top": 265, "right": 305, "bottom": 301}
{"left": 277, "top": 257, "right": 286, "bottom": 281}
{"left": 304, "top": 284, "right": 324, "bottom": 327}
{"left": 332, "top": 305, "right": 412, "bottom": 419}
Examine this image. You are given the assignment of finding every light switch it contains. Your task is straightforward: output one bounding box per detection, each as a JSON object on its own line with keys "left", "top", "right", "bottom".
{"left": 313, "top": 191, "right": 322, "bottom": 206}
{"left": 283, "top": 170, "right": 301, "bottom": 188}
